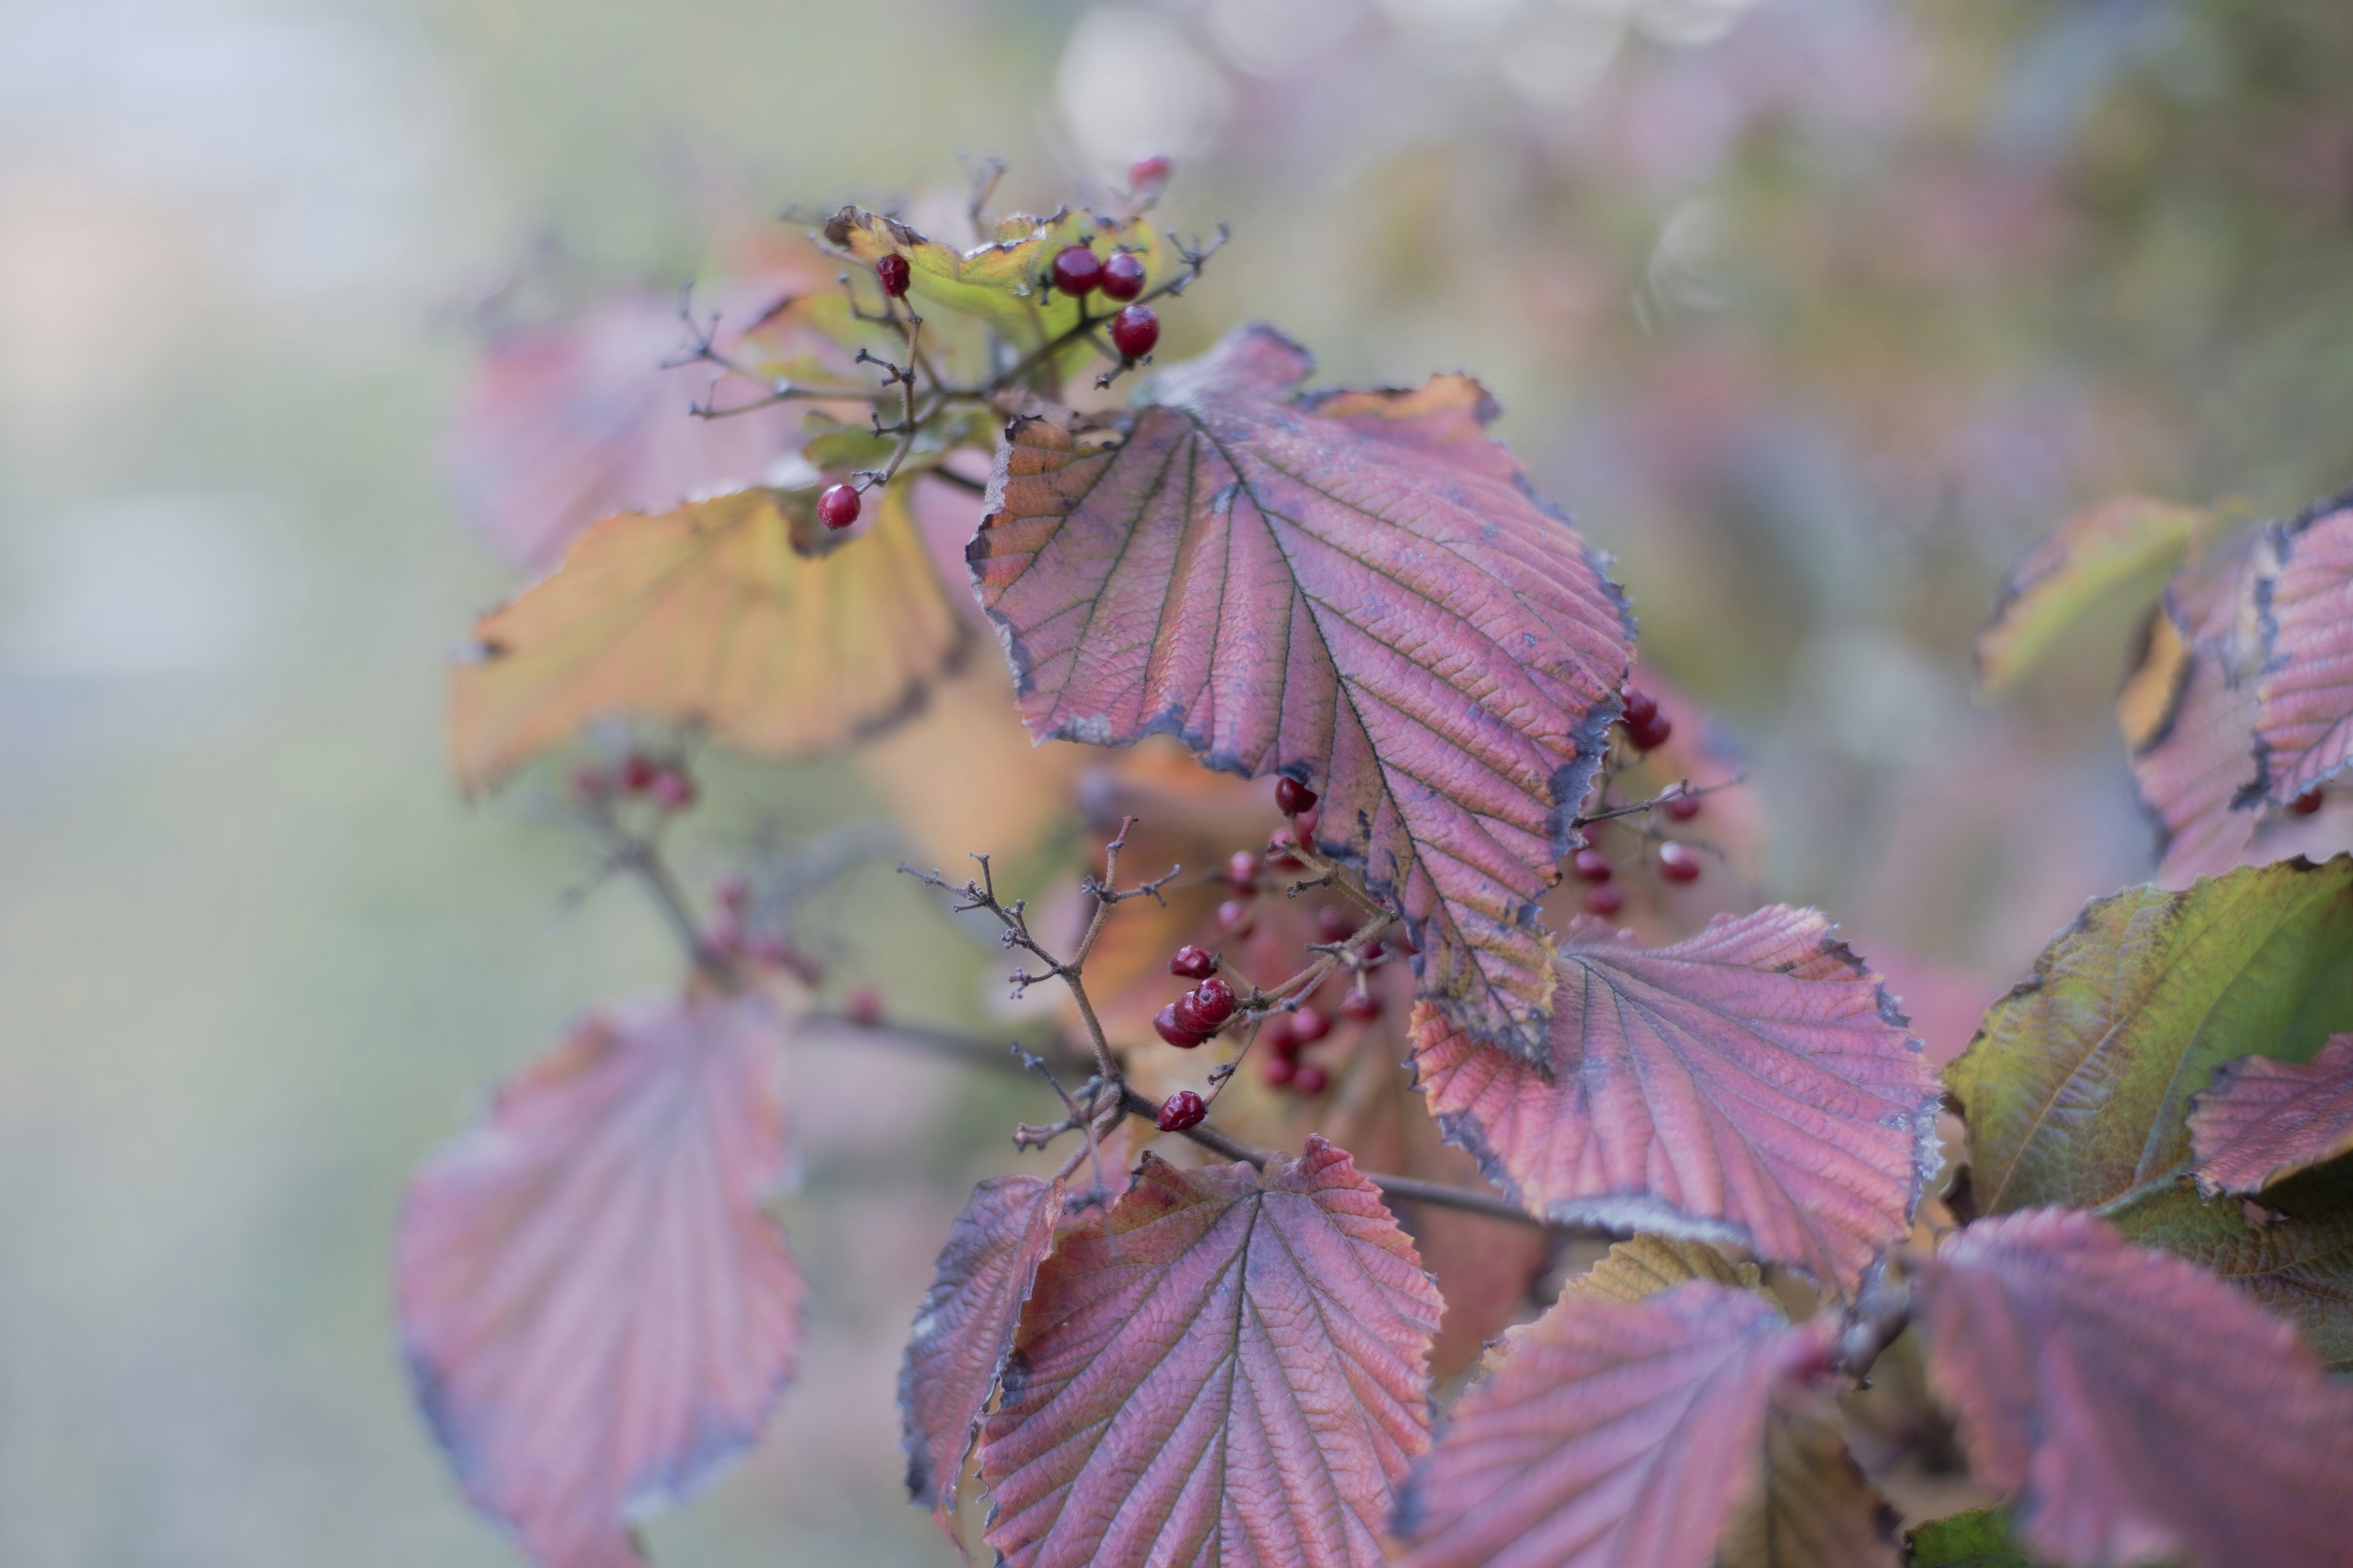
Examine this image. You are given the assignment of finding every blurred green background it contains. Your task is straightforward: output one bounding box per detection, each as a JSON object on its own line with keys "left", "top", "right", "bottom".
{"left": 3, "top": 0, "right": 2350, "bottom": 1561}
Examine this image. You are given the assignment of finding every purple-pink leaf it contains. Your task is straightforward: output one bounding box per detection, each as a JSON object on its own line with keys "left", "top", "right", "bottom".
{"left": 1393, "top": 1281, "right": 1836, "bottom": 1568}
{"left": 1409, "top": 908, "right": 1938, "bottom": 1295}
{"left": 968, "top": 325, "right": 1635, "bottom": 1056}
{"left": 446, "top": 284, "right": 814, "bottom": 570}
{"left": 2253, "top": 495, "right": 2353, "bottom": 803}
{"left": 977, "top": 1137, "right": 1443, "bottom": 1568}
{"left": 396, "top": 994, "right": 801, "bottom": 1568}
{"left": 2188, "top": 1033, "right": 2353, "bottom": 1197}
{"left": 898, "top": 1175, "right": 1061, "bottom": 1518}
{"left": 1914, "top": 1208, "right": 2353, "bottom": 1568}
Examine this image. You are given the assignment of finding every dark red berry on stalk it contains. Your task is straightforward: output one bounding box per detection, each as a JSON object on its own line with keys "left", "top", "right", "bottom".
{"left": 1289, "top": 1006, "right": 1332, "bottom": 1044}
{"left": 875, "top": 253, "right": 911, "bottom": 298}
{"left": 1189, "top": 977, "right": 1238, "bottom": 1026}
{"left": 1100, "top": 251, "right": 1146, "bottom": 301}
{"left": 1275, "top": 776, "right": 1319, "bottom": 816}
{"left": 1622, "top": 689, "right": 1659, "bottom": 729}
{"left": 1628, "top": 712, "right": 1674, "bottom": 752}
{"left": 1050, "top": 244, "right": 1102, "bottom": 296}
{"left": 1169, "top": 944, "right": 1216, "bottom": 980}
{"left": 1315, "top": 905, "right": 1357, "bottom": 942}
{"left": 1571, "top": 848, "right": 1613, "bottom": 884}
{"left": 846, "top": 985, "right": 885, "bottom": 1027}
{"left": 1264, "top": 1053, "right": 1298, "bottom": 1088}
{"left": 817, "top": 483, "right": 861, "bottom": 531}
{"left": 1341, "top": 990, "right": 1382, "bottom": 1023}
{"left": 1585, "top": 883, "right": 1625, "bottom": 917}
{"left": 620, "top": 752, "right": 659, "bottom": 793}
{"left": 1261, "top": 1013, "right": 1297, "bottom": 1053}
{"left": 651, "top": 768, "right": 698, "bottom": 811}
{"left": 1110, "top": 304, "right": 1159, "bottom": 360}
{"left": 1658, "top": 841, "right": 1702, "bottom": 883}
{"left": 2289, "top": 790, "right": 2326, "bottom": 816}
{"left": 1156, "top": 1002, "right": 1207, "bottom": 1049}
{"left": 1226, "top": 850, "right": 1262, "bottom": 888}
{"left": 1292, "top": 1063, "right": 1330, "bottom": 1096}
{"left": 1157, "top": 1090, "right": 1207, "bottom": 1132}
{"left": 1129, "top": 154, "right": 1173, "bottom": 190}
{"left": 1665, "top": 792, "right": 1703, "bottom": 822}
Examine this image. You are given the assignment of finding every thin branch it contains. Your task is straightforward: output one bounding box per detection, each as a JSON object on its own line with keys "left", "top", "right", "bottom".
{"left": 1572, "top": 772, "right": 1746, "bottom": 830}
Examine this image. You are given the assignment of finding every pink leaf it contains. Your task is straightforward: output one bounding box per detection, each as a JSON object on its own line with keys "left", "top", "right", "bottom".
{"left": 396, "top": 994, "right": 801, "bottom": 1568}
{"left": 2254, "top": 496, "right": 2353, "bottom": 803}
{"left": 1409, "top": 908, "right": 1938, "bottom": 1295}
{"left": 446, "top": 279, "right": 825, "bottom": 570}
{"left": 977, "top": 1138, "right": 1443, "bottom": 1568}
{"left": 1914, "top": 1208, "right": 2353, "bottom": 1568}
{"left": 969, "top": 325, "right": 1635, "bottom": 1055}
{"left": 2188, "top": 1033, "right": 2353, "bottom": 1197}
{"left": 1393, "top": 1281, "right": 1836, "bottom": 1568}
{"left": 898, "top": 1175, "right": 1061, "bottom": 1517}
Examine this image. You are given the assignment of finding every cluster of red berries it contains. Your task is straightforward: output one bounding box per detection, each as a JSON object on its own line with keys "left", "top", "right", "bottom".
{"left": 702, "top": 873, "right": 810, "bottom": 973}
{"left": 1570, "top": 808, "right": 1705, "bottom": 915}
{"left": 1053, "top": 244, "right": 1159, "bottom": 360}
{"left": 575, "top": 751, "right": 697, "bottom": 812}
{"left": 1154, "top": 966, "right": 1236, "bottom": 1048}
{"left": 1620, "top": 688, "right": 1673, "bottom": 753}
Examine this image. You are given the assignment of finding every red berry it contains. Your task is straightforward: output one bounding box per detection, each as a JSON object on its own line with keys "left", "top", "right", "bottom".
{"left": 1110, "top": 303, "right": 1159, "bottom": 360}
{"left": 1294, "top": 805, "right": 1319, "bottom": 843}
{"left": 1100, "top": 251, "right": 1146, "bottom": 301}
{"left": 1341, "top": 990, "right": 1382, "bottom": 1023}
{"left": 620, "top": 752, "right": 659, "bottom": 793}
{"left": 846, "top": 985, "right": 885, "bottom": 1027}
{"left": 1292, "top": 1064, "right": 1330, "bottom": 1096}
{"left": 1226, "top": 850, "right": 1263, "bottom": 888}
{"left": 1050, "top": 244, "right": 1101, "bottom": 297}
{"left": 1275, "top": 776, "right": 1319, "bottom": 816}
{"left": 875, "top": 253, "right": 911, "bottom": 298}
{"left": 1189, "top": 977, "right": 1238, "bottom": 1026}
{"left": 1585, "top": 883, "right": 1625, "bottom": 917}
{"left": 1264, "top": 1053, "right": 1298, "bottom": 1088}
{"left": 1665, "top": 793, "right": 1703, "bottom": 822}
{"left": 1157, "top": 1089, "right": 1207, "bottom": 1132}
{"left": 2289, "top": 790, "right": 2326, "bottom": 816}
{"left": 1315, "top": 905, "right": 1358, "bottom": 942}
{"left": 651, "top": 769, "right": 697, "bottom": 811}
{"left": 1289, "top": 1006, "right": 1332, "bottom": 1044}
{"left": 1169, "top": 944, "right": 1216, "bottom": 980}
{"left": 1622, "top": 688, "right": 1659, "bottom": 729}
{"left": 1216, "top": 898, "right": 1251, "bottom": 932}
{"left": 1658, "top": 841, "right": 1702, "bottom": 884}
{"left": 1628, "top": 713, "right": 1674, "bottom": 752}
{"left": 1571, "top": 848, "right": 1613, "bottom": 884}
{"left": 1155, "top": 1002, "right": 1207, "bottom": 1049}
{"left": 817, "top": 483, "right": 861, "bottom": 531}
{"left": 1128, "top": 154, "right": 1173, "bottom": 190}
{"left": 1260, "top": 1013, "right": 1296, "bottom": 1053}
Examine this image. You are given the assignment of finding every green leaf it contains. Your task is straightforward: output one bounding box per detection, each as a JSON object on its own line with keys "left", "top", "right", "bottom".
{"left": 2103, "top": 1169, "right": 2353, "bottom": 1369}
{"left": 1948, "top": 857, "right": 2353, "bottom": 1214}
{"left": 820, "top": 205, "right": 1167, "bottom": 355}
{"left": 1903, "top": 1508, "right": 2035, "bottom": 1567}
{"left": 1973, "top": 496, "right": 2210, "bottom": 699}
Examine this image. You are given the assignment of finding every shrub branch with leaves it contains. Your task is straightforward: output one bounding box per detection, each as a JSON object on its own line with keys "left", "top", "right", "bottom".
{"left": 404, "top": 160, "right": 2353, "bottom": 1568}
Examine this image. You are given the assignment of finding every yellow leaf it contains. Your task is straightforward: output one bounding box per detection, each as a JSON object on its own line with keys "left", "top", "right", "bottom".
{"left": 450, "top": 479, "right": 969, "bottom": 791}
